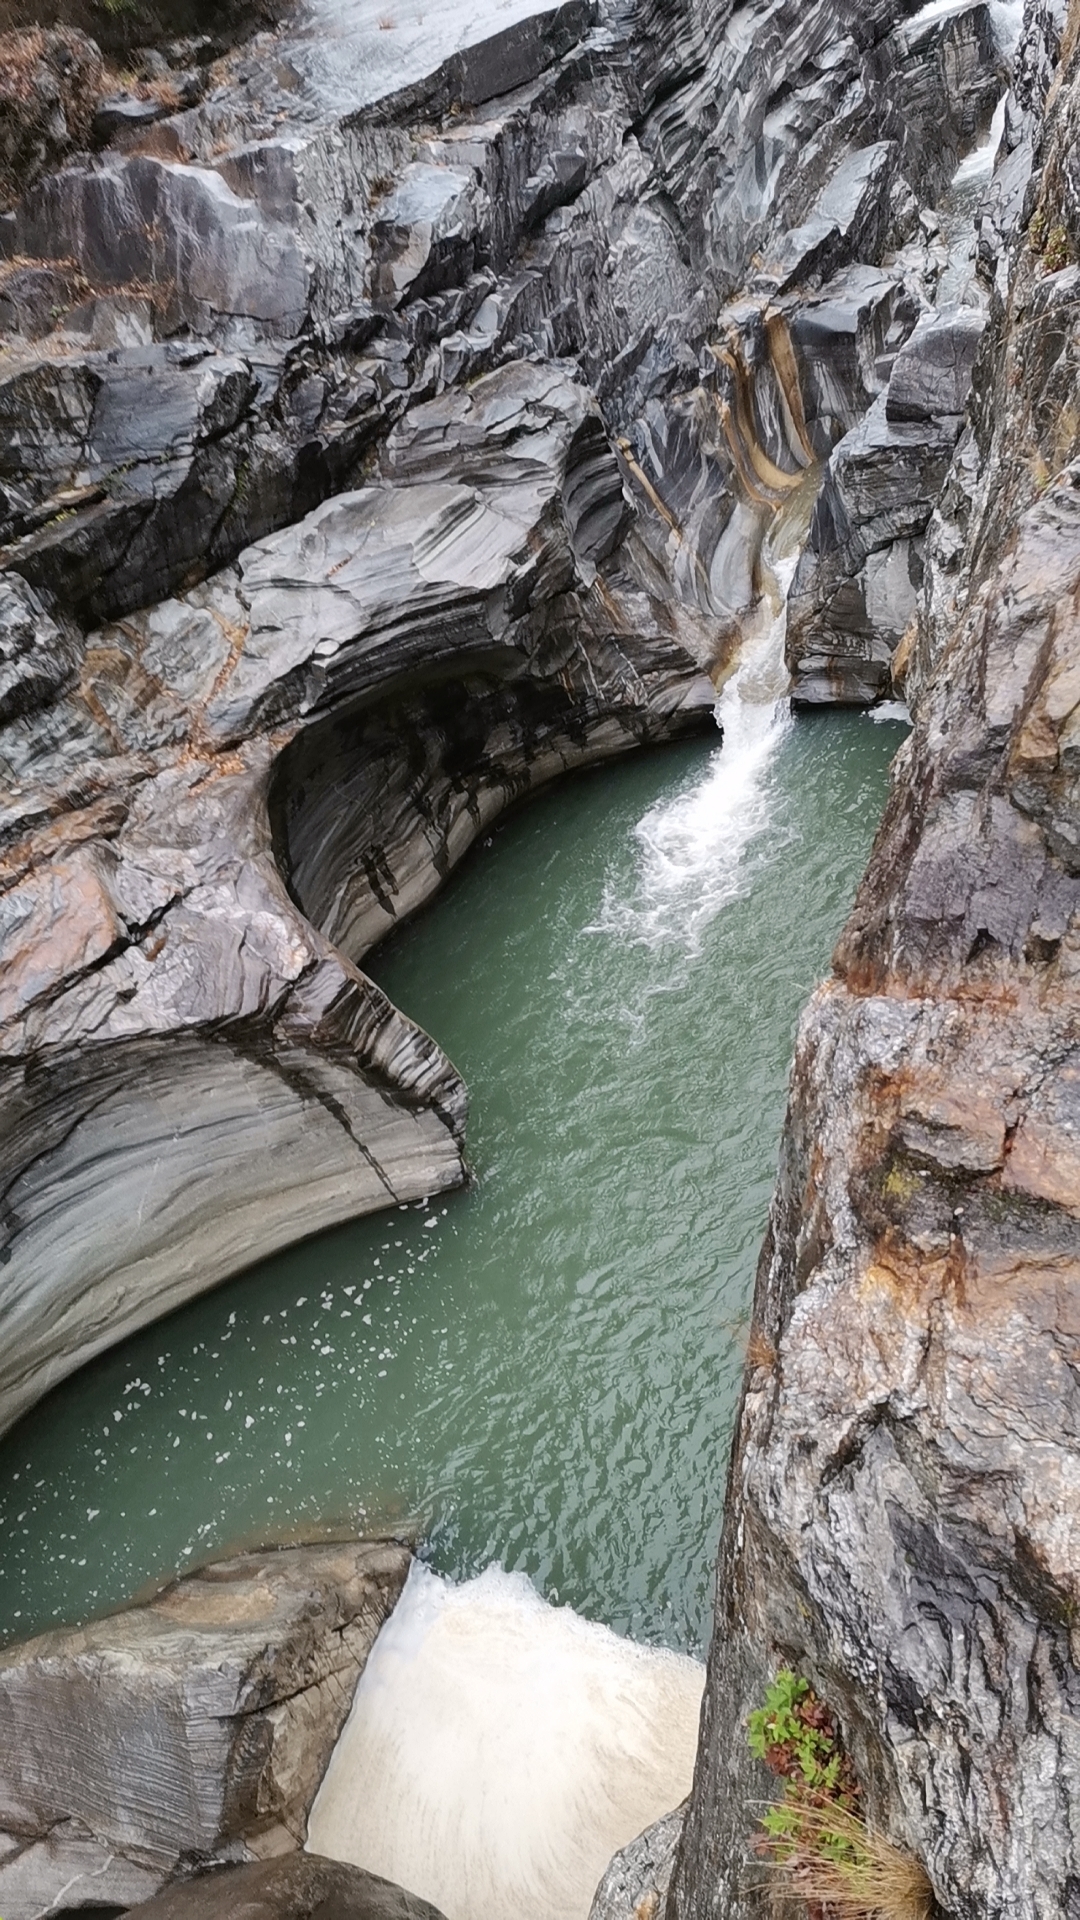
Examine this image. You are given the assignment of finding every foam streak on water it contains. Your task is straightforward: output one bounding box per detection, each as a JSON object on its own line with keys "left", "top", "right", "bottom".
{"left": 307, "top": 1562, "right": 704, "bottom": 1920}
{"left": 591, "top": 556, "right": 797, "bottom": 957}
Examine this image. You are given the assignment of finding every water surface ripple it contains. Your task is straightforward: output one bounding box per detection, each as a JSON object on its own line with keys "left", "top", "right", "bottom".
{"left": 0, "top": 710, "right": 904, "bottom": 1652}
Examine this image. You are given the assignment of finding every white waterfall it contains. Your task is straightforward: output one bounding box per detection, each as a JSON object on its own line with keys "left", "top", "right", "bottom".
{"left": 306, "top": 1562, "right": 704, "bottom": 1920}
{"left": 590, "top": 552, "right": 798, "bottom": 956}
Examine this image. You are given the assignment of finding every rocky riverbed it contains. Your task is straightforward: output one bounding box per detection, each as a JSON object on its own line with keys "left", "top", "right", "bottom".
{"left": 2, "top": 0, "right": 1079, "bottom": 1910}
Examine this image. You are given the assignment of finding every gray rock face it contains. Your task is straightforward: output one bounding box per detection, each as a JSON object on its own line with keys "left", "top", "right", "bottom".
{"left": 0, "top": 358, "right": 712, "bottom": 1440}
{"left": 0, "top": 27, "right": 104, "bottom": 211}
{"left": 0, "top": 1539, "right": 411, "bottom": 1920}
{"left": 124, "top": 1855, "right": 449, "bottom": 1920}
{"left": 786, "top": 391, "right": 965, "bottom": 704}
{"left": 670, "top": 5, "right": 1080, "bottom": 1918}
{"left": 588, "top": 1805, "right": 685, "bottom": 1920}
{"left": 886, "top": 304, "right": 987, "bottom": 422}
{"left": 0, "top": 574, "right": 74, "bottom": 723}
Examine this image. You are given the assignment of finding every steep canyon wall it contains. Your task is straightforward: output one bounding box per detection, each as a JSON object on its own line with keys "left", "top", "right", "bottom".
{"left": 0, "top": 0, "right": 1069, "bottom": 1912}
{"left": 670, "top": 0, "right": 1080, "bottom": 1913}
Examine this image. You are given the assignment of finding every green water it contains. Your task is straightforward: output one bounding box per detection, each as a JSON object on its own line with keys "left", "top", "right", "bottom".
{"left": 0, "top": 708, "right": 904, "bottom": 1654}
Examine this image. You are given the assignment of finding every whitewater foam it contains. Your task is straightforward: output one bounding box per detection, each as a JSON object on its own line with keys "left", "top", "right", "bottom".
{"left": 589, "top": 554, "right": 797, "bottom": 957}
{"left": 307, "top": 1562, "right": 704, "bottom": 1920}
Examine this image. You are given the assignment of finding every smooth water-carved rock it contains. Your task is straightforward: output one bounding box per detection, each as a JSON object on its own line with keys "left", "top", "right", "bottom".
{"left": 0, "top": 1539, "right": 412, "bottom": 1920}
{"left": 0, "top": 360, "right": 712, "bottom": 1439}
{"left": 0, "top": 0, "right": 1008, "bottom": 1422}
{"left": 787, "top": 308, "right": 987, "bottom": 703}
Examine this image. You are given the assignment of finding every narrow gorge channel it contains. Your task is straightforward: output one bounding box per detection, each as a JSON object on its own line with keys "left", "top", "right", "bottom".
{"left": 0, "top": 703, "right": 905, "bottom": 1650}
{"left": 6, "top": 0, "right": 1080, "bottom": 1903}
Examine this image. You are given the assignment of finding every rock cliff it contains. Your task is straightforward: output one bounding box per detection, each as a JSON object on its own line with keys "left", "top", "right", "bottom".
{"left": 669, "top": 0, "right": 1080, "bottom": 1914}
{"left": 0, "top": 0, "right": 1004, "bottom": 1428}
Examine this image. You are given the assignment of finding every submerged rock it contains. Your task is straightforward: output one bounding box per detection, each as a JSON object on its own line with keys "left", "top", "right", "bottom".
{"left": 0, "top": 1538, "right": 411, "bottom": 1920}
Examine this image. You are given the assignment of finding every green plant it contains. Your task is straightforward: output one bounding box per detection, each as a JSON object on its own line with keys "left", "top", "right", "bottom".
{"left": 879, "top": 1162, "right": 921, "bottom": 1207}
{"left": 747, "top": 1672, "right": 932, "bottom": 1919}
{"left": 748, "top": 1670, "right": 860, "bottom": 1812}
{"left": 1029, "top": 201, "right": 1075, "bottom": 273}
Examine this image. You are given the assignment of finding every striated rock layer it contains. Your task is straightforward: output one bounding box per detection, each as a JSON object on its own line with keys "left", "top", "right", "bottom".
{"left": 0, "top": 357, "right": 712, "bottom": 1440}
{"left": 670, "top": 1, "right": 1080, "bottom": 1915}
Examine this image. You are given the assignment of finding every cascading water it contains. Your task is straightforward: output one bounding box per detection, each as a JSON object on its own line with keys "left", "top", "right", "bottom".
{"left": 307, "top": 1562, "right": 704, "bottom": 1920}
{"left": 0, "top": 518, "right": 908, "bottom": 1920}
{"left": 591, "top": 552, "right": 798, "bottom": 957}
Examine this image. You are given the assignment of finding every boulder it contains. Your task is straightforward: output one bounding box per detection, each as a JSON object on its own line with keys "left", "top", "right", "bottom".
{"left": 0, "top": 343, "right": 263, "bottom": 621}
{"left": 123, "top": 1856, "right": 448, "bottom": 1920}
{"left": 885, "top": 305, "right": 987, "bottom": 422}
{"left": 587, "top": 1805, "right": 685, "bottom": 1920}
{"left": 0, "top": 1540, "right": 412, "bottom": 1920}
{"left": 92, "top": 95, "right": 180, "bottom": 147}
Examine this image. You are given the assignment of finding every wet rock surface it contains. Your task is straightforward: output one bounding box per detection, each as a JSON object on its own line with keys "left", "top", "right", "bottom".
{"left": 6, "top": 0, "right": 1080, "bottom": 1908}
{"left": 0, "top": 355, "right": 717, "bottom": 1441}
{"left": 0, "top": 1539, "right": 412, "bottom": 1920}
{"left": 670, "top": 2, "right": 1080, "bottom": 1916}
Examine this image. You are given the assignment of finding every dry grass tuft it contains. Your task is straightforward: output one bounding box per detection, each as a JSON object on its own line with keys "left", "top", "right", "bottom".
{"left": 749, "top": 1673, "right": 932, "bottom": 1920}
{"left": 758, "top": 1803, "right": 933, "bottom": 1920}
{"left": 746, "top": 1325, "right": 777, "bottom": 1371}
